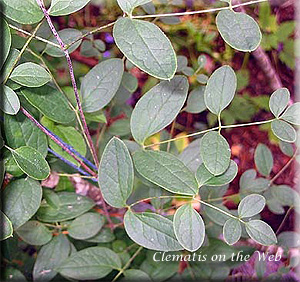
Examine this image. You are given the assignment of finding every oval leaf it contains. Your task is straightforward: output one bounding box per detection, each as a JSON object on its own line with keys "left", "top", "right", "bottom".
{"left": 1, "top": 0, "right": 43, "bottom": 24}
{"left": 271, "top": 120, "right": 296, "bottom": 143}
{"left": 21, "top": 85, "right": 75, "bottom": 124}
{"left": 281, "top": 102, "right": 300, "bottom": 125}
{"left": 185, "top": 86, "right": 207, "bottom": 114}
{"left": 10, "top": 63, "right": 51, "bottom": 88}
{"left": 1, "top": 17, "right": 11, "bottom": 69}
{"left": 179, "top": 138, "right": 202, "bottom": 173}
{"left": 200, "top": 131, "right": 231, "bottom": 176}
{"left": 269, "top": 88, "right": 290, "bottom": 117}
{"left": 124, "top": 210, "right": 183, "bottom": 251}
{"left": 3, "top": 178, "right": 42, "bottom": 229}
{"left": 131, "top": 76, "right": 188, "bottom": 144}
{"left": 16, "top": 221, "right": 52, "bottom": 246}
{"left": 37, "top": 192, "right": 95, "bottom": 223}
{"left": 204, "top": 65, "right": 236, "bottom": 115}
{"left": 49, "top": 0, "right": 91, "bottom": 16}
{"left": 1, "top": 85, "right": 20, "bottom": 115}
{"left": 245, "top": 220, "right": 277, "bottom": 246}
{"left": 196, "top": 160, "right": 237, "bottom": 187}
{"left": 57, "top": 247, "right": 122, "bottom": 280}
{"left": 81, "top": 59, "right": 124, "bottom": 112}
{"left": 117, "top": 0, "right": 152, "bottom": 15}
{"left": 10, "top": 146, "right": 50, "bottom": 180}
{"left": 173, "top": 204, "right": 205, "bottom": 252}
{"left": 4, "top": 113, "right": 48, "bottom": 156}
{"left": 98, "top": 137, "right": 134, "bottom": 208}
{"left": 238, "top": 194, "right": 266, "bottom": 218}
{"left": 68, "top": 212, "right": 105, "bottom": 240}
{"left": 223, "top": 218, "right": 242, "bottom": 245}
{"left": 33, "top": 234, "right": 71, "bottom": 282}
{"left": 216, "top": 10, "right": 262, "bottom": 52}
{"left": 113, "top": 17, "right": 177, "bottom": 80}
{"left": 0, "top": 48, "right": 20, "bottom": 84}
{"left": 0, "top": 211, "right": 13, "bottom": 240}
{"left": 254, "top": 144, "right": 273, "bottom": 177}
{"left": 133, "top": 150, "right": 198, "bottom": 195}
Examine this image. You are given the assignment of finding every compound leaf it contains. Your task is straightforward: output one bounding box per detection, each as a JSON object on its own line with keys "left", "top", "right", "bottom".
{"left": 173, "top": 204, "right": 205, "bottom": 252}
{"left": 113, "top": 17, "right": 176, "bottom": 80}
{"left": 99, "top": 137, "right": 134, "bottom": 208}
{"left": 131, "top": 76, "right": 188, "bottom": 144}
{"left": 133, "top": 150, "right": 198, "bottom": 195}
{"left": 124, "top": 210, "right": 183, "bottom": 251}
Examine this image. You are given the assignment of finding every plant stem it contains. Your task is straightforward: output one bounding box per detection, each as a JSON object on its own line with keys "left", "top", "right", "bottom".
{"left": 36, "top": 0, "right": 99, "bottom": 167}
{"left": 3, "top": 21, "right": 44, "bottom": 85}
{"left": 21, "top": 107, "right": 97, "bottom": 177}
{"left": 8, "top": 23, "right": 61, "bottom": 48}
{"left": 111, "top": 246, "right": 143, "bottom": 282}
{"left": 144, "top": 119, "right": 275, "bottom": 148}
{"left": 65, "top": 22, "right": 116, "bottom": 49}
{"left": 132, "top": 0, "right": 268, "bottom": 19}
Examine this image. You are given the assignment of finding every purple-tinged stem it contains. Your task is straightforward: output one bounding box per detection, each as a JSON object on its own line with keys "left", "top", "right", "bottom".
{"left": 21, "top": 107, "right": 97, "bottom": 177}
{"left": 48, "top": 148, "right": 98, "bottom": 183}
{"left": 35, "top": 0, "right": 99, "bottom": 167}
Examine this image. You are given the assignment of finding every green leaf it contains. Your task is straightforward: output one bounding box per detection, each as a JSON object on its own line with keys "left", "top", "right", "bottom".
{"left": 245, "top": 220, "right": 277, "bottom": 246}
{"left": 4, "top": 113, "right": 48, "bottom": 157}
{"left": 279, "top": 141, "right": 294, "bottom": 157}
{"left": 0, "top": 48, "right": 20, "bottom": 84}
{"left": 16, "top": 221, "right": 52, "bottom": 245}
{"left": 10, "top": 146, "right": 50, "bottom": 180}
{"left": 43, "top": 188, "right": 61, "bottom": 209}
{"left": 254, "top": 144, "right": 273, "bottom": 177}
{"left": 68, "top": 212, "right": 105, "bottom": 240}
{"left": 57, "top": 247, "right": 122, "bottom": 280}
{"left": 37, "top": 192, "right": 95, "bottom": 222}
{"left": 200, "top": 131, "right": 231, "bottom": 176}
{"left": 21, "top": 85, "right": 75, "bottom": 124}
{"left": 269, "top": 88, "right": 290, "bottom": 117}
{"left": 113, "top": 17, "right": 177, "bottom": 80}
{"left": 185, "top": 86, "right": 207, "bottom": 114}
{"left": 114, "top": 72, "right": 138, "bottom": 105}
{"left": 216, "top": 10, "right": 262, "bottom": 52}
{"left": 1, "top": 0, "right": 43, "bottom": 24}
{"left": 98, "top": 137, "right": 134, "bottom": 208}
{"left": 271, "top": 120, "right": 296, "bottom": 143}
{"left": 10, "top": 63, "right": 51, "bottom": 88}
{"left": 131, "top": 76, "right": 188, "bottom": 144}
{"left": 281, "top": 102, "right": 300, "bottom": 125}
{"left": 133, "top": 150, "right": 198, "bottom": 195}
{"left": 85, "top": 228, "right": 115, "bottom": 243}
{"left": 204, "top": 65, "right": 236, "bottom": 115}
{"left": 3, "top": 268, "right": 27, "bottom": 281}
{"left": 238, "top": 194, "right": 266, "bottom": 218}
{"left": 0, "top": 211, "right": 13, "bottom": 240}
{"left": 277, "top": 231, "right": 300, "bottom": 248}
{"left": 49, "top": 0, "right": 91, "bottom": 16}
{"left": 223, "top": 218, "right": 242, "bottom": 245}
{"left": 33, "top": 234, "right": 71, "bottom": 282}
{"left": 45, "top": 29, "right": 82, "bottom": 57}
{"left": 124, "top": 209, "right": 183, "bottom": 251}
{"left": 122, "top": 269, "right": 152, "bottom": 281}
{"left": 117, "top": 0, "right": 152, "bottom": 15}
{"left": 239, "top": 169, "right": 270, "bottom": 194}
{"left": 173, "top": 204, "right": 205, "bottom": 252}
{"left": 49, "top": 125, "right": 86, "bottom": 165}
{"left": 81, "top": 59, "right": 124, "bottom": 112}
{"left": 3, "top": 178, "right": 42, "bottom": 229}
{"left": 0, "top": 17, "right": 11, "bottom": 69}
{"left": 196, "top": 160, "right": 237, "bottom": 187}
{"left": 204, "top": 203, "right": 232, "bottom": 226}
{"left": 1, "top": 85, "right": 20, "bottom": 115}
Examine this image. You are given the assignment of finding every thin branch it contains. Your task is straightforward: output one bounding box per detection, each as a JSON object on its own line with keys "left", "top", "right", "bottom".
{"left": 36, "top": 0, "right": 99, "bottom": 167}
{"left": 132, "top": 0, "right": 268, "bottom": 19}
{"left": 3, "top": 21, "right": 44, "bottom": 84}
{"left": 8, "top": 24, "right": 61, "bottom": 48}
{"left": 275, "top": 206, "right": 293, "bottom": 235}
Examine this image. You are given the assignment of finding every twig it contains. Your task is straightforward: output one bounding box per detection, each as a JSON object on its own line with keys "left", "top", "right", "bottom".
{"left": 36, "top": 0, "right": 99, "bottom": 167}
{"left": 276, "top": 206, "right": 293, "bottom": 235}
